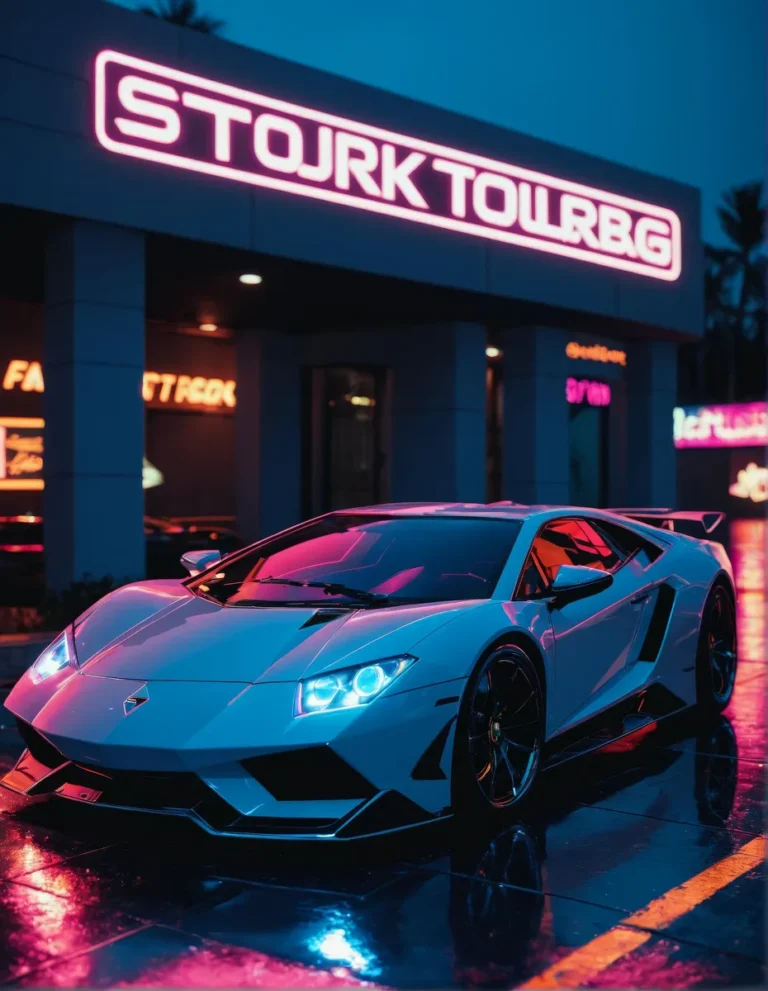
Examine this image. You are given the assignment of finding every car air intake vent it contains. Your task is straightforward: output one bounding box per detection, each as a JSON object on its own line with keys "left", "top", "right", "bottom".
{"left": 637, "top": 584, "right": 676, "bottom": 662}
{"left": 15, "top": 719, "right": 66, "bottom": 769}
{"left": 300, "top": 608, "right": 348, "bottom": 629}
{"left": 242, "top": 746, "right": 377, "bottom": 800}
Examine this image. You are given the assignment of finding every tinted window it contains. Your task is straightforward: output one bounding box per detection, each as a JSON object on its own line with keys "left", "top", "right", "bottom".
{"left": 593, "top": 519, "right": 663, "bottom": 564}
{"left": 535, "top": 520, "right": 620, "bottom": 581}
{"left": 193, "top": 515, "right": 522, "bottom": 606}
{"left": 516, "top": 518, "right": 622, "bottom": 597}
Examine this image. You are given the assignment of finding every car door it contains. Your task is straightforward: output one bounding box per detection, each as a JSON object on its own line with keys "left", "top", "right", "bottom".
{"left": 518, "top": 518, "right": 648, "bottom": 734}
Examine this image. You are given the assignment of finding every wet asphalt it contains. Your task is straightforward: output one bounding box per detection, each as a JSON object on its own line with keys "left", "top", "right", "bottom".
{"left": 0, "top": 520, "right": 764, "bottom": 989}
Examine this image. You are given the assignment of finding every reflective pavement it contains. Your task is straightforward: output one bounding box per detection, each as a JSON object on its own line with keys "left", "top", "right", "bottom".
{"left": 0, "top": 521, "right": 764, "bottom": 988}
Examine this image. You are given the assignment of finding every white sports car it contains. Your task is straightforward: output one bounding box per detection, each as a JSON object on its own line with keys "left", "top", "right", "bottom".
{"left": 2, "top": 503, "right": 737, "bottom": 840}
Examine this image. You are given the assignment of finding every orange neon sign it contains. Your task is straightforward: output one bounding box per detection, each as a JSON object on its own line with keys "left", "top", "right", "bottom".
{"left": 566, "top": 341, "right": 627, "bottom": 366}
{"left": 2, "top": 360, "right": 236, "bottom": 409}
{"left": 0, "top": 417, "right": 45, "bottom": 491}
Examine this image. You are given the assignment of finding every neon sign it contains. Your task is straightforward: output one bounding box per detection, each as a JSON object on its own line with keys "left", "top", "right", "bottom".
{"left": 141, "top": 372, "right": 235, "bottom": 408}
{"left": 2, "top": 360, "right": 236, "bottom": 410}
{"left": 0, "top": 418, "right": 44, "bottom": 491}
{"left": 95, "top": 50, "right": 682, "bottom": 282}
{"left": 566, "top": 377, "right": 611, "bottom": 406}
{"left": 673, "top": 403, "right": 768, "bottom": 449}
{"left": 566, "top": 342, "right": 627, "bottom": 366}
{"left": 2, "top": 360, "right": 43, "bottom": 393}
{"left": 0, "top": 419, "right": 163, "bottom": 492}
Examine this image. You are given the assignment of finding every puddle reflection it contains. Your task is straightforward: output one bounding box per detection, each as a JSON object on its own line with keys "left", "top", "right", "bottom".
{"left": 729, "top": 518, "right": 765, "bottom": 663}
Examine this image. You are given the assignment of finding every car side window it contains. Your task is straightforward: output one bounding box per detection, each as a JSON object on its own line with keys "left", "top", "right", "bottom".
{"left": 592, "top": 519, "right": 664, "bottom": 565}
{"left": 516, "top": 518, "right": 623, "bottom": 598}
{"left": 518, "top": 555, "right": 548, "bottom": 597}
{"left": 575, "top": 520, "right": 623, "bottom": 571}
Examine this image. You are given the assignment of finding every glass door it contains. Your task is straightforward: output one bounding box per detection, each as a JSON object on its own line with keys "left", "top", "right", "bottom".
{"left": 568, "top": 403, "right": 609, "bottom": 507}
{"left": 306, "top": 366, "right": 389, "bottom": 515}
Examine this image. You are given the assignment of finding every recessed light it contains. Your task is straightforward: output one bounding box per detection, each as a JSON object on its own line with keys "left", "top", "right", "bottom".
{"left": 239, "top": 273, "right": 263, "bottom": 285}
{"left": 486, "top": 346, "right": 501, "bottom": 358}
{"left": 199, "top": 323, "right": 218, "bottom": 332}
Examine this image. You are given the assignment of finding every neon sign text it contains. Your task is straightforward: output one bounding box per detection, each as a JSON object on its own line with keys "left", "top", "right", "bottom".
{"left": 566, "top": 377, "right": 611, "bottom": 407}
{"left": 2, "top": 360, "right": 236, "bottom": 409}
{"left": 566, "top": 342, "right": 627, "bottom": 366}
{"left": 141, "top": 372, "right": 235, "bottom": 407}
{"left": 673, "top": 403, "right": 768, "bottom": 449}
{"left": 95, "top": 51, "right": 682, "bottom": 282}
{"left": 0, "top": 418, "right": 44, "bottom": 491}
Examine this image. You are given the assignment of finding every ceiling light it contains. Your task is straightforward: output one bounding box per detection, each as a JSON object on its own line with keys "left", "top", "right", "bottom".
{"left": 239, "top": 273, "right": 263, "bottom": 285}
{"left": 199, "top": 323, "right": 218, "bottom": 332}
{"left": 486, "top": 346, "right": 501, "bottom": 358}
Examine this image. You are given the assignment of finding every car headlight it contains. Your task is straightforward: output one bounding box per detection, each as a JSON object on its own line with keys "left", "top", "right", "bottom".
{"left": 296, "top": 655, "right": 417, "bottom": 715}
{"left": 29, "top": 630, "right": 75, "bottom": 684}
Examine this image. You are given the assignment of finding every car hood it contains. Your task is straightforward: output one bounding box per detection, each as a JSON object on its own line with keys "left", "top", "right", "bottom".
{"left": 74, "top": 582, "right": 479, "bottom": 684}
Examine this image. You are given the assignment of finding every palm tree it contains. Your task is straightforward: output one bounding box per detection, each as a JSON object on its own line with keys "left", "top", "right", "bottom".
{"left": 138, "top": 0, "right": 224, "bottom": 34}
{"left": 705, "top": 182, "right": 765, "bottom": 402}
{"left": 716, "top": 181, "right": 765, "bottom": 399}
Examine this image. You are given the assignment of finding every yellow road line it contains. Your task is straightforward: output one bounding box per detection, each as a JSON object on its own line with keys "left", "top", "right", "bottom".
{"left": 519, "top": 835, "right": 765, "bottom": 989}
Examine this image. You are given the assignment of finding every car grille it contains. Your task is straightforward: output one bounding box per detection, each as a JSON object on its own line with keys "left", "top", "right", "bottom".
{"left": 241, "top": 746, "right": 377, "bottom": 801}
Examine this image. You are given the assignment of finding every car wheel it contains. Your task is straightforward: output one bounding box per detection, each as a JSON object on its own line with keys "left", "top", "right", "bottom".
{"left": 696, "top": 581, "right": 737, "bottom": 716}
{"left": 452, "top": 644, "right": 544, "bottom": 820}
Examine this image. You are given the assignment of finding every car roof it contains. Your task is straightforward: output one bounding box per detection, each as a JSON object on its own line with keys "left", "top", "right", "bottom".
{"left": 331, "top": 502, "right": 600, "bottom": 522}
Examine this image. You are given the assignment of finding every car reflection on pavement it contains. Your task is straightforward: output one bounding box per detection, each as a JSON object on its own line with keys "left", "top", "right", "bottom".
{"left": 0, "top": 519, "right": 763, "bottom": 989}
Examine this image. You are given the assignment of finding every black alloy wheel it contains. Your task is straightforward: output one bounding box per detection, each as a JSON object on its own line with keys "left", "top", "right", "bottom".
{"left": 697, "top": 582, "right": 738, "bottom": 715}
{"left": 454, "top": 645, "right": 544, "bottom": 818}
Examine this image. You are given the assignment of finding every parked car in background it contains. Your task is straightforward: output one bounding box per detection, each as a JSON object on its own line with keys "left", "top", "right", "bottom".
{"left": 0, "top": 514, "right": 244, "bottom": 606}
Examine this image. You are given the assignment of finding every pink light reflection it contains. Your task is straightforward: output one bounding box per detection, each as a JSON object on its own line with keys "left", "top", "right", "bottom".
{"left": 111, "top": 943, "right": 382, "bottom": 989}
{"left": 584, "top": 938, "right": 722, "bottom": 988}
{"left": 729, "top": 519, "right": 766, "bottom": 663}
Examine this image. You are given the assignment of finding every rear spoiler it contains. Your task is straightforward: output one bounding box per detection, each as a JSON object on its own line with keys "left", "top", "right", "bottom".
{"left": 609, "top": 509, "right": 725, "bottom": 537}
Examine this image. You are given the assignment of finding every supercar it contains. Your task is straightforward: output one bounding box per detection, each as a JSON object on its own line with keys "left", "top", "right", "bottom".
{"left": 2, "top": 503, "right": 738, "bottom": 840}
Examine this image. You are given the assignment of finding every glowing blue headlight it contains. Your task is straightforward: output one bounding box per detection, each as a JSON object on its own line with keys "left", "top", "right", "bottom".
{"left": 296, "top": 655, "right": 416, "bottom": 715}
{"left": 29, "top": 631, "right": 74, "bottom": 684}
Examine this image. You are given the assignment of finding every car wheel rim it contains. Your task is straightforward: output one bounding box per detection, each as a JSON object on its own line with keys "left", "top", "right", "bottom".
{"left": 708, "top": 588, "right": 736, "bottom": 705}
{"left": 468, "top": 652, "right": 541, "bottom": 808}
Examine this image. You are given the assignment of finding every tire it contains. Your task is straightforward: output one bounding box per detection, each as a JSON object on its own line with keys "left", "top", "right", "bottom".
{"left": 452, "top": 643, "right": 545, "bottom": 822}
{"left": 696, "top": 580, "right": 738, "bottom": 717}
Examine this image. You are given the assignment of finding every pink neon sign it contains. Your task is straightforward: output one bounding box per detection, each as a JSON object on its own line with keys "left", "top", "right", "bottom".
{"left": 673, "top": 403, "right": 768, "bottom": 449}
{"left": 566, "top": 377, "right": 611, "bottom": 406}
{"left": 94, "top": 51, "right": 682, "bottom": 281}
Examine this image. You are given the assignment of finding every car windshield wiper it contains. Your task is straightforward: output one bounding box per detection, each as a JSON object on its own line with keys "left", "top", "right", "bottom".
{"left": 250, "top": 577, "right": 388, "bottom": 604}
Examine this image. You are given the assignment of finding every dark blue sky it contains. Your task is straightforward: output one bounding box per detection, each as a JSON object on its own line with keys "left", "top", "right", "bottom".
{"left": 111, "top": 0, "right": 764, "bottom": 246}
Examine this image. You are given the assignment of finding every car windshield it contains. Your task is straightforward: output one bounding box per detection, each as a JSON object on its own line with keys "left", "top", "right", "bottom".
{"left": 190, "top": 514, "right": 522, "bottom": 607}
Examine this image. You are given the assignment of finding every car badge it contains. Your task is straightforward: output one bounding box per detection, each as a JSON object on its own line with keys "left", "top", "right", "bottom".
{"left": 123, "top": 684, "right": 150, "bottom": 715}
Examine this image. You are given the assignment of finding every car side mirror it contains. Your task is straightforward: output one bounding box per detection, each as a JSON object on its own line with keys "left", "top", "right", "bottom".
{"left": 180, "top": 548, "right": 222, "bottom": 577}
{"left": 550, "top": 565, "right": 613, "bottom": 605}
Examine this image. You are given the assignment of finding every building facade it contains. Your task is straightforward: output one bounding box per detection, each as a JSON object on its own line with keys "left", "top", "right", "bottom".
{"left": 0, "top": 0, "right": 703, "bottom": 589}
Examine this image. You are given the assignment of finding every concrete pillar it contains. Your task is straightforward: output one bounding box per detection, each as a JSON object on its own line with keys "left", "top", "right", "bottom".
{"left": 626, "top": 341, "right": 678, "bottom": 508}
{"left": 391, "top": 323, "right": 486, "bottom": 502}
{"left": 43, "top": 221, "right": 145, "bottom": 590}
{"left": 235, "top": 329, "right": 301, "bottom": 542}
{"left": 500, "top": 327, "right": 570, "bottom": 505}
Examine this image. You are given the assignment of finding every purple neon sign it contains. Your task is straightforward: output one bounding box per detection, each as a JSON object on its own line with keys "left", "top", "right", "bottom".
{"left": 94, "top": 51, "right": 682, "bottom": 281}
{"left": 566, "top": 377, "right": 611, "bottom": 407}
{"left": 673, "top": 403, "right": 768, "bottom": 449}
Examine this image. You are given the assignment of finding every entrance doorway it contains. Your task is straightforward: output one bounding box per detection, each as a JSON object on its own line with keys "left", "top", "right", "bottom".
{"left": 568, "top": 403, "right": 609, "bottom": 507}
{"left": 306, "top": 366, "right": 389, "bottom": 515}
